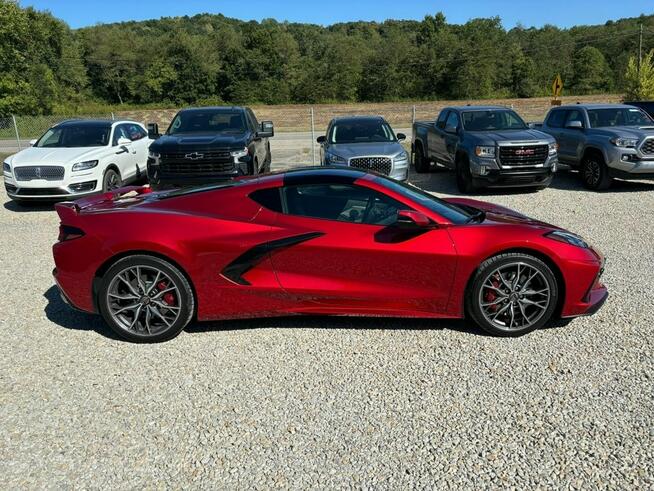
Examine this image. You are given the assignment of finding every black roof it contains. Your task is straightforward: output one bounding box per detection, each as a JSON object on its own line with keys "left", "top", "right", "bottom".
{"left": 178, "top": 106, "right": 247, "bottom": 113}
{"left": 282, "top": 166, "right": 367, "bottom": 186}
{"left": 330, "top": 116, "right": 386, "bottom": 124}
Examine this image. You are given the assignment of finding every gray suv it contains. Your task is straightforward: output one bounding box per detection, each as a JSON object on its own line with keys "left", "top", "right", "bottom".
{"left": 538, "top": 104, "right": 654, "bottom": 190}
{"left": 317, "top": 116, "right": 409, "bottom": 181}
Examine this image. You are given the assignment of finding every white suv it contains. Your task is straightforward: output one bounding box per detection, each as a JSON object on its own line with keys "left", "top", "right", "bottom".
{"left": 3, "top": 119, "right": 152, "bottom": 202}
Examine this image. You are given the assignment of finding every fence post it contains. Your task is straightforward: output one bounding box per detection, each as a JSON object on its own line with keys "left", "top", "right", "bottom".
{"left": 111, "top": 112, "right": 115, "bottom": 120}
{"left": 310, "top": 107, "right": 316, "bottom": 166}
{"left": 12, "top": 115, "right": 21, "bottom": 151}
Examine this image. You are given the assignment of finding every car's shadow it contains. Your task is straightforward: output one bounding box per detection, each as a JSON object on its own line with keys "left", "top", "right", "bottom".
{"left": 44, "top": 285, "right": 572, "bottom": 341}
{"left": 3, "top": 199, "right": 55, "bottom": 213}
{"left": 408, "top": 168, "right": 654, "bottom": 196}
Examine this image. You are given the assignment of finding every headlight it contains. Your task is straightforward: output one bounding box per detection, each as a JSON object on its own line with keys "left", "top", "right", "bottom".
{"left": 3, "top": 161, "right": 11, "bottom": 175}
{"left": 325, "top": 153, "right": 346, "bottom": 165}
{"left": 230, "top": 147, "right": 249, "bottom": 159}
{"left": 549, "top": 142, "right": 558, "bottom": 155}
{"left": 475, "top": 146, "right": 495, "bottom": 158}
{"left": 545, "top": 230, "right": 589, "bottom": 248}
{"left": 610, "top": 137, "right": 638, "bottom": 148}
{"left": 393, "top": 152, "right": 410, "bottom": 165}
{"left": 72, "top": 160, "right": 98, "bottom": 172}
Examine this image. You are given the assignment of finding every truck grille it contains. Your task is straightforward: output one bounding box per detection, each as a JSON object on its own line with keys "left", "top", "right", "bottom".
{"left": 641, "top": 138, "right": 654, "bottom": 154}
{"left": 160, "top": 151, "right": 235, "bottom": 175}
{"left": 14, "top": 166, "right": 65, "bottom": 181}
{"left": 349, "top": 157, "right": 392, "bottom": 175}
{"left": 498, "top": 145, "right": 549, "bottom": 167}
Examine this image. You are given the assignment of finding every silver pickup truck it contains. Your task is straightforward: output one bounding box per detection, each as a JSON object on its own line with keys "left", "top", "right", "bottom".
{"left": 536, "top": 104, "right": 654, "bottom": 190}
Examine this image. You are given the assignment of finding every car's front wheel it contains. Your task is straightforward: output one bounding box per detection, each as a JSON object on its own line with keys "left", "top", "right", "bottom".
{"left": 413, "top": 145, "right": 429, "bottom": 173}
{"left": 98, "top": 255, "right": 195, "bottom": 343}
{"left": 581, "top": 153, "right": 612, "bottom": 190}
{"left": 103, "top": 168, "right": 122, "bottom": 192}
{"left": 467, "top": 253, "right": 559, "bottom": 337}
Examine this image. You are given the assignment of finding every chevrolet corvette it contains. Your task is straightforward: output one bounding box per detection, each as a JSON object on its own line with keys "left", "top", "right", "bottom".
{"left": 52, "top": 167, "right": 607, "bottom": 342}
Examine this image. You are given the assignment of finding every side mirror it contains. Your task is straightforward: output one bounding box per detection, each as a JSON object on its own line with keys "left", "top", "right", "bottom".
{"left": 566, "top": 120, "right": 584, "bottom": 130}
{"left": 258, "top": 121, "right": 274, "bottom": 138}
{"left": 396, "top": 133, "right": 406, "bottom": 141}
{"left": 147, "top": 123, "right": 160, "bottom": 139}
{"left": 117, "top": 137, "right": 131, "bottom": 146}
{"left": 317, "top": 135, "right": 326, "bottom": 144}
{"left": 395, "top": 210, "right": 432, "bottom": 229}
{"left": 445, "top": 124, "right": 458, "bottom": 134}
{"left": 29, "top": 139, "right": 37, "bottom": 147}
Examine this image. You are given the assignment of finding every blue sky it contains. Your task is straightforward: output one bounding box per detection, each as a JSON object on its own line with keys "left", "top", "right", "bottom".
{"left": 22, "top": 0, "right": 654, "bottom": 29}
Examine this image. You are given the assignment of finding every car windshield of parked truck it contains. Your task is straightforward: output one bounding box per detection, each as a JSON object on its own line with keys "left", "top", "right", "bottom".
{"left": 587, "top": 108, "right": 653, "bottom": 128}
{"left": 462, "top": 110, "right": 527, "bottom": 131}
{"left": 36, "top": 125, "right": 111, "bottom": 148}
{"left": 373, "top": 176, "right": 472, "bottom": 224}
{"left": 330, "top": 120, "right": 396, "bottom": 144}
{"left": 168, "top": 111, "right": 247, "bottom": 135}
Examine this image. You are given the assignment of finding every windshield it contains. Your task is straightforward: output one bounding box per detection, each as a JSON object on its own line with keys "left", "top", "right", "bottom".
{"left": 462, "top": 110, "right": 527, "bottom": 131}
{"left": 587, "top": 108, "right": 653, "bottom": 128}
{"left": 330, "top": 120, "right": 396, "bottom": 144}
{"left": 36, "top": 125, "right": 110, "bottom": 148}
{"left": 168, "top": 110, "right": 247, "bottom": 135}
{"left": 373, "top": 176, "right": 472, "bottom": 224}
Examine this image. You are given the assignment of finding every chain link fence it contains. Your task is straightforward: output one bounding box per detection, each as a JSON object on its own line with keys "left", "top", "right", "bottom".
{"left": 0, "top": 114, "right": 114, "bottom": 155}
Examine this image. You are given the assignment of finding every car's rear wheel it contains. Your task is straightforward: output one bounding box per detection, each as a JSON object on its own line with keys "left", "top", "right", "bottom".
{"left": 98, "top": 255, "right": 195, "bottom": 343}
{"left": 467, "top": 253, "right": 559, "bottom": 337}
{"left": 413, "top": 145, "right": 429, "bottom": 173}
{"left": 581, "top": 153, "right": 612, "bottom": 190}
{"left": 103, "top": 168, "right": 122, "bottom": 192}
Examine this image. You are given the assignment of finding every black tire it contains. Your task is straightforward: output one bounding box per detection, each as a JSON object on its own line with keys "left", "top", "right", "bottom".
{"left": 103, "top": 168, "right": 122, "bottom": 192}
{"left": 456, "top": 155, "right": 477, "bottom": 194}
{"left": 581, "top": 152, "right": 612, "bottom": 190}
{"left": 467, "top": 253, "right": 559, "bottom": 337}
{"left": 98, "top": 255, "right": 195, "bottom": 343}
{"left": 413, "top": 144, "right": 429, "bottom": 173}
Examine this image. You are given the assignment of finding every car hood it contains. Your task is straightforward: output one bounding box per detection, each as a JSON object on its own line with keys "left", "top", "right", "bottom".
{"left": 468, "top": 129, "right": 554, "bottom": 145}
{"left": 151, "top": 133, "right": 249, "bottom": 152}
{"left": 589, "top": 126, "right": 654, "bottom": 139}
{"left": 328, "top": 142, "right": 405, "bottom": 159}
{"left": 444, "top": 198, "right": 561, "bottom": 229}
{"left": 9, "top": 146, "right": 108, "bottom": 166}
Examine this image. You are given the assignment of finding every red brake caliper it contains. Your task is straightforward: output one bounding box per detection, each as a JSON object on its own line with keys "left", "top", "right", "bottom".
{"left": 157, "top": 281, "right": 176, "bottom": 307}
{"left": 485, "top": 276, "right": 501, "bottom": 312}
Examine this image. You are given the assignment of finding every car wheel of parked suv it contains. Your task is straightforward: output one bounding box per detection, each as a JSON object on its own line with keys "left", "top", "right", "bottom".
{"left": 581, "top": 153, "right": 612, "bottom": 191}
{"left": 467, "top": 253, "right": 559, "bottom": 337}
{"left": 98, "top": 255, "right": 195, "bottom": 343}
{"left": 413, "top": 145, "right": 429, "bottom": 173}
{"left": 103, "top": 168, "right": 122, "bottom": 192}
{"left": 456, "top": 156, "right": 477, "bottom": 194}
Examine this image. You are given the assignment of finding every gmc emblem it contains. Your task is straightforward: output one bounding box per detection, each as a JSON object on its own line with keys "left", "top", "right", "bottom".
{"left": 185, "top": 152, "right": 205, "bottom": 160}
{"left": 515, "top": 148, "right": 535, "bottom": 156}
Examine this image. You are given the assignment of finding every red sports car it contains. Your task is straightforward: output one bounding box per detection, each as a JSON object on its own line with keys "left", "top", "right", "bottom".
{"left": 53, "top": 167, "right": 607, "bottom": 343}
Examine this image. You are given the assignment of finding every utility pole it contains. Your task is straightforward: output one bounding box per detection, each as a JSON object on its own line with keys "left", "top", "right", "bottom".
{"left": 639, "top": 23, "right": 643, "bottom": 73}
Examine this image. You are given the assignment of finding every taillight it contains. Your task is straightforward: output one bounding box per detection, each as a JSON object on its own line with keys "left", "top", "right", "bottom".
{"left": 58, "top": 225, "right": 85, "bottom": 242}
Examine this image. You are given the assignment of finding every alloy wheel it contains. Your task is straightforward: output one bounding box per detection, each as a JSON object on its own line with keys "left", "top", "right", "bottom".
{"left": 584, "top": 159, "right": 601, "bottom": 187}
{"left": 107, "top": 172, "right": 120, "bottom": 190}
{"left": 106, "top": 265, "right": 182, "bottom": 336}
{"left": 478, "top": 262, "right": 552, "bottom": 331}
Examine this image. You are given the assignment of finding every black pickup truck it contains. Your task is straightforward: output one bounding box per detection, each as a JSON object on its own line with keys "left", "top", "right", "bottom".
{"left": 147, "top": 106, "right": 274, "bottom": 187}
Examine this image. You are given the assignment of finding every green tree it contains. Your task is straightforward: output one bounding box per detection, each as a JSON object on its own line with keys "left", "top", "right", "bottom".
{"left": 571, "top": 46, "right": 612, "bottom": 94}
{"left": 624, "top": 50, "right": 654, "bottom": 100}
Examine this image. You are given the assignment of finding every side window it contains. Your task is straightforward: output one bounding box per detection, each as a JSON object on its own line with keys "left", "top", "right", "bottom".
{"left": 445, "top": 111, "right": 459, "bottom": 130}
{"left": 282, "top": 183, "right": 408, "bottom": 226}
{"left": 547, "top": 110, "right": 566, "bottom": 128}
{"left": 250, "top": 188, "right": 283, "bottom": 213}
{"left": 564, "top": 110, "right": 584, "bottom": 128}
{"left": 112, "top": 124, "right": 128, "bottom": 145}
{"left": 124, "top": 123, "right": 146, "bottom": 141}
{"left": 436, "top": 111, "right": 449, "bottom": 129}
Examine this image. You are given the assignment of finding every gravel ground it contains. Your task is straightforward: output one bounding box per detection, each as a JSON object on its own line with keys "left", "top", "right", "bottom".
{"left": 0, "top": 168, "right": 653, "bottom": 489}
